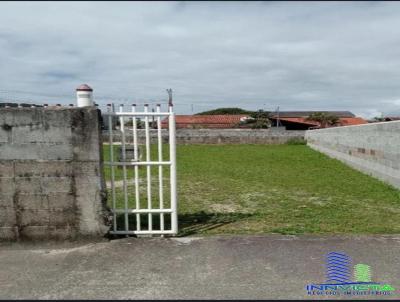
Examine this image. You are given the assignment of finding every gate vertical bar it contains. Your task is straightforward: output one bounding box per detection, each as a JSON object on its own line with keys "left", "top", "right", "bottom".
{"left": 108, "top": 104, "right": 117, "bottom": 232}
{"left": 119, "top": 104, "right": 129, "bottom": 232}
{"left": 156, "top": 104, "right": 164, "bottom": 231}
{"left": 169, "top": 105, "right": 178, "bottom": 234}
{"left": 144, "top": 104, "right": 152, "bottom": 232}
{"left": 132, "top": 104, "right": 141, "bottom": 231}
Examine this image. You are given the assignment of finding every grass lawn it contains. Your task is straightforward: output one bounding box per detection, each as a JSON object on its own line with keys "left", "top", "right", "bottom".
{"left": 103, "top": 144, "right": 400, "bottom": 236}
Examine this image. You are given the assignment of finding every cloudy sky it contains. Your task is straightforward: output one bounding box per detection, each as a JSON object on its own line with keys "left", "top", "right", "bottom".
{"left": 1, "top": 1, "right": 400, "bottom": 117}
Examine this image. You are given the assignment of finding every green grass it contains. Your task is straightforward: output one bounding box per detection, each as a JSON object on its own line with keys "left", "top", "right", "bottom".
{"left": 103, "top": 144, "right": 400, "bottom": 236}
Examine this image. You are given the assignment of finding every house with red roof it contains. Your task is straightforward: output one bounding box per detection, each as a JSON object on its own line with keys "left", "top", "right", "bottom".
{"left": 161, "top": 111, "right": 367, "bottom": 130}
{"left": 162, "top": 114, "right": 249, "bottom": 129}
{"left": 270, "top": 111, "right": 367, "bottom": 130}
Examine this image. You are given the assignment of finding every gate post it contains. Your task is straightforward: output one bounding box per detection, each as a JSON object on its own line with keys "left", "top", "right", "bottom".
{"left": 169, "top": 105, "right": 178, "bottom": 234}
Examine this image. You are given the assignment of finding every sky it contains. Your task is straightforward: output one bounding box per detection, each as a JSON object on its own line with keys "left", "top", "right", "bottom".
{"left": 1, "top": 1, "right": 400, "bottom": 118}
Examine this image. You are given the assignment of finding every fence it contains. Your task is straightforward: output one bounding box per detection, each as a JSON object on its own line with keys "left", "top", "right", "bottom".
{"left": 103, "top": 104, "right": 178, "bottom": 236}
{"left": 102, "top": 128, "right": 306, "bottom": 145}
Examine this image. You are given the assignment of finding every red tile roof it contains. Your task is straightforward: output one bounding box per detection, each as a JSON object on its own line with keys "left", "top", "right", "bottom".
{"left": 175, "top": 115, "right": 248, "bottom": 124}
{"left": 162, "top": 114, "right": 367, "bottom": 129}
{"left": 271, "top": 117, "right": 367, "bottom": 127}
{"left": 338, "top": 117, "right": 368, "bottom": 126}
{"left": 271, "top": 111, "right": 355, "bottom": 118}
{"left": 162, "top": 114, "right": 249, "bottom": 128}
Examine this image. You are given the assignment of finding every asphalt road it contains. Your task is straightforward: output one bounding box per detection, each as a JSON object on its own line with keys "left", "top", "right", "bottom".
{"left": 1, "top": 235, "right": 399, "bottom": 299}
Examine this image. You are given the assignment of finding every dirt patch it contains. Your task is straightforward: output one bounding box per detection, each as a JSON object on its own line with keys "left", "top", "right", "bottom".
{"left": 209, "top": 203, "right": 239, "bottom": 213}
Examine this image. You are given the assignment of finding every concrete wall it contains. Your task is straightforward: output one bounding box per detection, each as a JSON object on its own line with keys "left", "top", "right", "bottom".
{"left": 0, "top": 107, "right": 110, "bottom": 240}
{"left": 103, "top": 129, "right": 306, "bottom": 145}
{"left": 305, "top": 121, "right": 400, "bottom": 189}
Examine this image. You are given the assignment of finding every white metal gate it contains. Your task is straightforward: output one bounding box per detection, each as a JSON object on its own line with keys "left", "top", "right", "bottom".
{"left": 104, "top": 103, "right": 177, "bottom": 236}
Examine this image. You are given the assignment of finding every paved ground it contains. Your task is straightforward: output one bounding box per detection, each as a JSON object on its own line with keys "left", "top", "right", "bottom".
{"left": 1, "top": 235, "right": 400, "bottom": 299}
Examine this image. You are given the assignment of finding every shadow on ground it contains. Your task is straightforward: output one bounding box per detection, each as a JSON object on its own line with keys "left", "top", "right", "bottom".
{"left": 178, "top": 212, "right": 253, "bottom": 236}
{"left": 110, "top": 212, "right": 253, "bottom": 237}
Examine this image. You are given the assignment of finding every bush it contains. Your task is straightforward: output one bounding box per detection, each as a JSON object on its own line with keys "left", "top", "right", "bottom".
{"left": 250, "top": 120, "right": 270, "bottom": 129}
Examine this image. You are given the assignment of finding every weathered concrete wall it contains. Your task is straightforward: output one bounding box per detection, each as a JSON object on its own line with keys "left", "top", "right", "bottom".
{"left": 0, "top": 107, "right": 110, "bottom": 240}
{"left": 103, "top": 129, "right": 306, "bottom": 145}
{"left": 305, "top": 121, "right": 400, "bottom": 189}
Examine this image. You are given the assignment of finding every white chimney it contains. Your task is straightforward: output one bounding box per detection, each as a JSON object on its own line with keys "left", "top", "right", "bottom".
{"left": 76, "top": 84, "right": 94, "bottom": 107}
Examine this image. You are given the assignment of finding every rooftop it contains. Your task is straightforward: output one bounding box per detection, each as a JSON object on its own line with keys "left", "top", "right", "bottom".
{"left": 165, "top": 114, "right": 248, "bottom": 124}
{"left": 271, "top": 111, "right": 355, "bottom": 118}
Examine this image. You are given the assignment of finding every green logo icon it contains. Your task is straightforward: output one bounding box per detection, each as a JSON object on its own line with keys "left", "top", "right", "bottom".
{"left": 354, "top": 263, "right": 371, "bottom": 282}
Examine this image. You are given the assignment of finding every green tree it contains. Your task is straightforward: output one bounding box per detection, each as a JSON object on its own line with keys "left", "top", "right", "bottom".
{"left": 372, "top": 116, "right": 385, "bottom": 122}
{"left": 196, "top": 107, "right": 252, "bottom": 115}
{"left": 251, "top": 110, "right": 271, "bottom": 129}
{"left": 117, "top": 118, "right": 144, "bottom": 129}
{"left": 306, "top": 112, "right": 339, "bottom": 128}
{"left": 240, "top": 109, "right": 271, "bottom": 129}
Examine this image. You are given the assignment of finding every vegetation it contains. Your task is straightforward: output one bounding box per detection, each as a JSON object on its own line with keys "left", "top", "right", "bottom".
{"left": 195, "top": 107, "right": 273, "bottom": 129}
{"left": 246, "top": 110, "right": 271, "bottom": 129}
{"left": 372, "top": 116, "right": 385, "bottom": 122}
{"left": 103, "top": 144, "right": 400, "bottom": 235}
{"left": 111, "top": 118, "right": 148, "bottom": 129}
{"left": 306, "top": 112, "right": 340, "bottom": 128}
{"left": 195, "top": 107, "right": 253, "bottom": 115}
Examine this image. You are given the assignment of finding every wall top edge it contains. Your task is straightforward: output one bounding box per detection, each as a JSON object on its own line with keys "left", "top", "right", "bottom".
{"left": 305, "top": 120, "right": 400, "bottom": 133}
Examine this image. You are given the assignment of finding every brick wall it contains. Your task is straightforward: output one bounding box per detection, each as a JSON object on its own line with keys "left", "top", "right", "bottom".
{"left": 103, "top": 128, "right": 306, "bottom": 145}
{"left": 0, "top": 107, "right": 110, "bottom": 240}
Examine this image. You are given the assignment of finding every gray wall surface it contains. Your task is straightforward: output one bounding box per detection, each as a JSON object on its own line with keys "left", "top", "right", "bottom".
{"left": 0, "top": 107, "right": 110, "bottom": 240}
{"left": 305, "top": 121, "right": 400, "bottom": 189}
{"left": 103, "top": 129, "right": 306, "bottom": 145}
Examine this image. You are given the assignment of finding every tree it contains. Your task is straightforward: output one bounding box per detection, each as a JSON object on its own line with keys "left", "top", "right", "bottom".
{"left": 116, "top": 118, "right": 144, "bottom": 129}
{"left": 240, "top": 109, "right": 271, "bottom": 129}
{"left": 250, "top": 110, "right": 271, "bottom": 129}
{"left": 306, "top": 112, "right": 339, "bottom": 128}
{"left": 196, "top": 107, "right": 252, "bottom": 115}
{"left": 372, "top": 116, "right": 385, "bottom": 122}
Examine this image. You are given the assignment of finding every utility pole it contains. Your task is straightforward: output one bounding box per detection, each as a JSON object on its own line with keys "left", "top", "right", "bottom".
{"left": 276, "top": 106, "right": 280, "bottom": 128}
{"left": 167, "top": 88, "right": 173, "bottom": 107}
{"left": 191, "top": 104, "right": 194, "bottom": 114}
{"left": 111, "top": 103, "right": 117, "bottom": 130}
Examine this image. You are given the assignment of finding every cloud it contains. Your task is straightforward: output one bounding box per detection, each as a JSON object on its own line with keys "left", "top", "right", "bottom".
{"left": 0, "top": 1, "right": 400, "bottom": 117}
